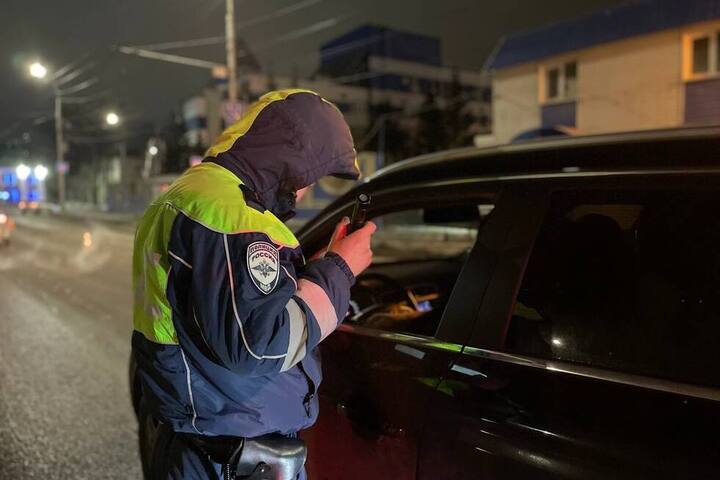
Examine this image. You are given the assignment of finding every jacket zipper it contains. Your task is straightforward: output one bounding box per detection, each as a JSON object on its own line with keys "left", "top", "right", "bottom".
{"left": 297, "top": 361, "right": 316, "bottom": 418}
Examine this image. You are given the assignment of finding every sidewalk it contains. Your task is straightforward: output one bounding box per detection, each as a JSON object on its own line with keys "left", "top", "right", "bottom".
{"left": 11, "top": 202, "right": 141, "bottom": 233}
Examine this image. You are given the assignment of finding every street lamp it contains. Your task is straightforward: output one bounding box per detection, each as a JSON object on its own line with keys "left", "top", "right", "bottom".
{"left": 148, "top": 145, "right": 159, "bottom": 156}
{"left": 105, "top": 112, "right": 120, "bottom": 126}
{"left": 16, "top": 164, "right": 31, "bottom": 181}
{"left": 29, "top": 62, "right": 48, "bottom": 79}
{"left": 27, "top": 60, "right": 66, "bottom": 211}
{"left": 34, "top": 165, "right": 49, "bottom": 181}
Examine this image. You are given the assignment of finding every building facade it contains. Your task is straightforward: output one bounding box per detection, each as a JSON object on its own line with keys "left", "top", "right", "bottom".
{"left": 488, "top": 0, "right": 720, "bottom": 144}
{"left": 183, "top": 25, "right": 490, "bottom": 152}
{"left": 179, "top": 25, "right": 490, "bottom": 220}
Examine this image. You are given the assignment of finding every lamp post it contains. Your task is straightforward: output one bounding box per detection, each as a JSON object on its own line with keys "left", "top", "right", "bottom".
{"left": 28, "top": 61, "right": 66, "bottom": 211}
{"left": 54, "top": 93, "right": 65, "bottom": 210}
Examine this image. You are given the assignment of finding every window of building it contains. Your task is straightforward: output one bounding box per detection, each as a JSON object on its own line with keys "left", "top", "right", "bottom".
{"left": 684, "top": 30, "right": 720, "bottom": 80}
{"left": 546, "top": 68, "right": 560, "bottom": 100}
{"left": 564, "top": 62, "right": 577, "bottom": 98}
{"left": 693, "top": 37, "right": 710, "bottom": 74}
{"left": 542, "top": 61, "right": 577, "bottom": 103}
{"left": 507, "top": 189, "right": 720, "bottom": 388}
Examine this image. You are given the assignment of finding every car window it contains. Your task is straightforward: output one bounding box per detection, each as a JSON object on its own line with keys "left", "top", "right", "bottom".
{"left": 507, "top": 189, "right": 720, "bottom": 387}
{"left": 349, "top": 202, "right": 495, "bottom": 338}
{"left": 372, "top": 205, "right": 494, "bottom": 262}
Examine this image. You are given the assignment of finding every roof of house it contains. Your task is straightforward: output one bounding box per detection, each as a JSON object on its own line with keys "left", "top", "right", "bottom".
{"left": 487, "top": 0, "right": 720, "bottom": 70}
{"left": 320, "top": 24, "right": 442, "bottom": 67}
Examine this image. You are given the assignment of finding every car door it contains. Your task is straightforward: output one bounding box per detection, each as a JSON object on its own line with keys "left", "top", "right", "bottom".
{"left": 417, "top": 175, "right": 720, "bottom": 479}
{"left": 300, "top": 181, "right": 511, "bottom": 480}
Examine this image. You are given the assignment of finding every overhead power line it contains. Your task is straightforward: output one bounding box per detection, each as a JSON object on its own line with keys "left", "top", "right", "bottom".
{"left": 62, "top": 89, "right": 114, "bottom": 105}
{"left": 50, "top": 53, "right": 94, "bottom": 83}
{"left": 117, "top": 12, "right": 354, "bottom": 71}
{"left": 255, "top": 14, "right": 352, "bottom": 51}
{"left": 58, "top": 77, "right": 99, "bottom": 96}
{"left": 54, "top": 62, "right": 97, "bottom": 87}
{"left": 236, "top": 0, "right": 323, "bottom": 30}
{"left": 130, "top": 0, "right": 324, "bottom": 52}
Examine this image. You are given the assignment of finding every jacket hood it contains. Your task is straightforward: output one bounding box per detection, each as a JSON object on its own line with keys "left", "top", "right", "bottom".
{"left": 203, "top": 89, "right": 359, "bottom": 214}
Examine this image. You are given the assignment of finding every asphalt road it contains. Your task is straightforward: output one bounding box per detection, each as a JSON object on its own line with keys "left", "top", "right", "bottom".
{"left": 0, "top": 213, "right": 141, "bottom": 479}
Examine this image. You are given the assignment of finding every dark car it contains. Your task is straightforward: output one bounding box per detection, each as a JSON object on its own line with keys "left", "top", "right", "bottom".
{"left": 297, "top": 127, "right": 720, "bottom": 479}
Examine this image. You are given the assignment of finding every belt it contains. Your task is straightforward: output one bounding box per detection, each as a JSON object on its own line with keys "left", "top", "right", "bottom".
{"left": 183, "top": 432, "right": 307, "bottom": 480}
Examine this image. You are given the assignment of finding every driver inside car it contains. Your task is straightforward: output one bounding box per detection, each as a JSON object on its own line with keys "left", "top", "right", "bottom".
{"left": 131, "top": 89, "right": 376, "bottom": 479}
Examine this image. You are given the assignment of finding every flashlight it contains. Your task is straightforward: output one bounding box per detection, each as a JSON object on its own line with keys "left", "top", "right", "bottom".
{"left": 348, "top": 193, "right": 371, "bottom": 234}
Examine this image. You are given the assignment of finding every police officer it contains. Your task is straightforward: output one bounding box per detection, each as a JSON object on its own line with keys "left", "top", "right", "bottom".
{"left": 131, "top": 89, "right": 375, "bottom": 479}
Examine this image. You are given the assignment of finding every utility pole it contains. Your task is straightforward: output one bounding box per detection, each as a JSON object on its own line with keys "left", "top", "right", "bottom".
{"left": 226, "top": 0, "right": 238, "bottom": 105}
{"left": 54, "top": 92, "right": 66, "bottom": 211}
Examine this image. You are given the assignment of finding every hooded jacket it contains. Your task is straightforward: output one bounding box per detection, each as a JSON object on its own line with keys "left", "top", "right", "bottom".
{"left": 131, "top": 89, "right": 360, "bottom": 437}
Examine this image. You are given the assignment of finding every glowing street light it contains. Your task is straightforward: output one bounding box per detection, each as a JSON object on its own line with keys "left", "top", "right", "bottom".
{"left": 148, "top": 145, "right": 159, "bottom": 156}
{"left": 25, "top": 61, "right": 66, "bottom": 209}
{"left": 16, "top": 164, "right": 31, "bottom": 181}
{"left": 34, "top": 165, "right": 49, "bottom": 181}
{"left": 29, "top": 62, "right": 48, "bottom": 79}
{"left": 105, "top": 112, "right": 120, "bottom": 126}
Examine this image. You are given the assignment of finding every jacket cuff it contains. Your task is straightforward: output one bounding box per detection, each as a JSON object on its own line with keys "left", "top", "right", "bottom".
{"left": 323, "top": 252, "right": 355, "bottom": 285}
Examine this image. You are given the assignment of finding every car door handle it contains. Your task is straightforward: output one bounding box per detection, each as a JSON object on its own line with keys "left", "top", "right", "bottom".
{"left": 450, "top": 363, "right": 510, "bottom": 391}
{"left": 450, "top": 363, "right": 489, "bottom": 378}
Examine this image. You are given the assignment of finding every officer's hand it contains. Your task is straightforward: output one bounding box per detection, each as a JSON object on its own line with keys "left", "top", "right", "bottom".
{"left": 328, "top": 219, "right": 376, "bottom": 277}
{"left": 308, "top": 217, "right": 349, "bottom": 261}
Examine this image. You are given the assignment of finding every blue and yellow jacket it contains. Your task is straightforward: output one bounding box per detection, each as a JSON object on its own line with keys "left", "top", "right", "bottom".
{"left": 131, "top": 90, "right": 359, "bottom": 437}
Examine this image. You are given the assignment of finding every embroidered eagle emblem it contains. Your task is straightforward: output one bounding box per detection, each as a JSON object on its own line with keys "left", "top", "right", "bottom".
{"left": 251, "top": 261, "right": 277, "bottom": 278}
{"left": 246, "top": 242, "right": 280, "bottom": 294}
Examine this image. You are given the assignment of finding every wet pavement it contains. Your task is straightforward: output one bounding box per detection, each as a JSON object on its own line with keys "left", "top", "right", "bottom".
{"left": 0, "top": 213, "right": 141, "bottom": 479}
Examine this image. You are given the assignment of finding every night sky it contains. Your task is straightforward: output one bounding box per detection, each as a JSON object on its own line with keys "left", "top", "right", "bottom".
{"left": 0, "top": 0, "right": 624, "bottom": 143}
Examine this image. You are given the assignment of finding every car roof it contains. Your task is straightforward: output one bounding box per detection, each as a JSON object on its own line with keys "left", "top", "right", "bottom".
{"left": 298, "top": 126, "right": 720, "bottom": 237}
{"left": 364, "top": 126, "right": 720, "bottom": 191}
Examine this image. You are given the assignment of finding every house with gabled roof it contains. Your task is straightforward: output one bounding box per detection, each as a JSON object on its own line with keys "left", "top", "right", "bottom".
{"left": 486, "top": 0, "right": 720, "bottom": 143}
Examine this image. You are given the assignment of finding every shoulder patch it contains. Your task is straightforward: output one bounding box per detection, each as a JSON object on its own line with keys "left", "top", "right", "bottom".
{"left": 247, "top": 242, "right": 280, "bottom": 294}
